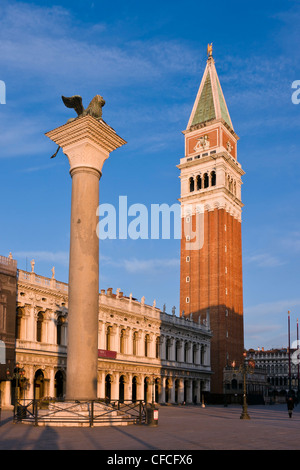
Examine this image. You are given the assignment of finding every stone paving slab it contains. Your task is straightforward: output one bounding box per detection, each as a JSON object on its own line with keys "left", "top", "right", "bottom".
{"left": 0, "top": 404, "right": 299, "bottom": 451}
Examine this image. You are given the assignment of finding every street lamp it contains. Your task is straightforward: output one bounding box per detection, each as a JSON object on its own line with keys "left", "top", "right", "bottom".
{"left": 239, "top": 352, "right": 255, "bottom": 420}
{"left": 152, "top": 374, "right": 155, "bottom": 406}
{"left": 6, "top": 362, "right": 26, "bottom": 413}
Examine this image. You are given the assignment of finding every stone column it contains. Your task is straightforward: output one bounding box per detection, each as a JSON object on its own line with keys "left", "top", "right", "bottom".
{"left": 46, "top": 114, "right": 126, "bottom": 400}
{"left": 178, "top": 378, "right": 185, "bottom": 403}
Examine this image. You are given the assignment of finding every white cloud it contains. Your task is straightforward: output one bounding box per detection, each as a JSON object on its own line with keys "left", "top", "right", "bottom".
{"left": 244, "top": 298, "right": 300, "bottom": 348}
{"left": 244, "top": 252, "right": 284, "bottom": 268}
{"left": 100, "top": 254, "right": 179, "bottom": 273}
{"left": 0, "top": 2, "right": 197, "bottom": 89}
{"left": 122, "top": 257, "right": 179, "bottom": 273}
{"left": 245, "top": 298, "right": 300, "bottom": 317}
{"left": 281, "top": 231, "right": 300, "bottom": 253}
{"left": 14, "top": 250, "right": 69, "bottom": 267}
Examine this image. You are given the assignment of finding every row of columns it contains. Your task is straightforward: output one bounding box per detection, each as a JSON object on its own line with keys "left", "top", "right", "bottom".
{"left": 1, "top": 369, "right": 208, "bottom": 407}
{"left": 98, "top": 371, "right": 208, "bottom": 404}
{"left": 17, "top": 312, "right": 208, "bottom": 367}
{"left": 17, "top": 306, "right": 67, "bottom": 346}
{"left": 101, "top": 323, "right": 209, "bottom": 366}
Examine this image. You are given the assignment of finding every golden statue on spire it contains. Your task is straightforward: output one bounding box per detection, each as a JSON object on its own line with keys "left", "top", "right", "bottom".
{"left": 207, "top": 43, "right": 213, "bottom": 57}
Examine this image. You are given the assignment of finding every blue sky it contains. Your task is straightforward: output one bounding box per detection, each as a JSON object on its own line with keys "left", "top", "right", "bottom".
{"left": 0, "top": 0, "right": 300, "bottom": 350}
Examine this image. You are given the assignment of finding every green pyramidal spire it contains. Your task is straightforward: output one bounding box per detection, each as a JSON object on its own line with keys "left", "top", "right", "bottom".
{"left": 187, "top": 48, "right": 233, "bottom": 131}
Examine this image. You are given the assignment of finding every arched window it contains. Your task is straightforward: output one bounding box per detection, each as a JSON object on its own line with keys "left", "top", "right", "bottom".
{"left": 184, "top": 342, "right": 189, "bottom": 362}
{"left": 166, "top": 338, "right": 170, "bottom": 360}
{"left": 156, "top": 336, "right": 160, "bottom": 358}
{"left": 231, "top": 379, "right": 238, "bottom": 389}
{"left": 120, "top": 329, "right": 125, "bottom": 354}
{"left": 145, "top": 334, "right": 150, "bottom": 357}
{"left": 106, "top": 326, "right": 112, "bottom": 351}
{"left": 211, "top": 171, "right": 216, "bottom": 186}
{"left": 36, "top": 312, "right": 44, "bottom": 342}
{"left": 16, "top": 307, "right": 24, "bottom": 340}
{"left": 133, "top": 331, "right": 138, "bottom": 355}
{"left": 189, "top": 177, "right": 194, "bottom": 192}
{"left": 193, "top": 344, "right": 197, "bottom": 363}
{"left": 57, "top": 316, "right": 66, "bottom": 345}
{"left": 196, "top": 175, "right": 202, "bottom": 190}
{"left": 204, "top": 173, "right": 209, "bottom": 188}
{"left": 175, "top": 341, "right": 180, "bottom": 362}
{"left": 201, "top": 345, "right": 205, "bottom": 364}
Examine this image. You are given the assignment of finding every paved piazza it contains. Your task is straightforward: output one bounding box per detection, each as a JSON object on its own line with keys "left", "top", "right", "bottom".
{"left": 0, "top": 404, "right": 299, "bottom": 451}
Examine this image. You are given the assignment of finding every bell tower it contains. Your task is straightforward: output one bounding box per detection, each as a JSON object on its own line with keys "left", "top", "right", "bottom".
{"left": 178, "top": 46, "right": 245, "bottom": 394}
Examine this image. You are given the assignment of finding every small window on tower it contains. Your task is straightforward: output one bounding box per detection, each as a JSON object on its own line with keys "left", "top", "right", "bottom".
{"left": 186, "top": 256, "right": 190, "bottom": 262}
{"left": 211, "top": 171, "right": 216, "bottom": 186}
{"left": 186, "top": 297, "right": 190, "bottom": 303}
{"left": 186, "top": 276, "right": 190, "bottom": 283}
{"left": 196, "top": 175, "right": 202, "bottom": 190}
{"left": 204, "top": 173, "right": 209, "bottom": 188}
{"left": 189, "top": 177, "right": 194, "bottom": 192}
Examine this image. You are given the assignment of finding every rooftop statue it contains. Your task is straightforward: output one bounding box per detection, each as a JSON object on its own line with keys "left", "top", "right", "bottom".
{"left": 50, "top": 94, "right": 106, "bottom": 158}
{"left": 207, "top": 43, "right": 213, "bottom": 57}
{"left": 62, "top": 94, "right": 106, "bottom": 122}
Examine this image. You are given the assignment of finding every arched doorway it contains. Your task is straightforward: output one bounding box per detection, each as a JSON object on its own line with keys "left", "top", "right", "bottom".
{"left": 165, "top": 379, "right": 170, "bottom": 403}
{"left": 105, "top": 374, "right": 112, "bottom": 402}
{"left": 55, "top": 370, "right": 64, "bottom": 398}
{"left": 119, "top": 375, "right": 125, "bottom": 403}
{"left": 175, "top": 379, "right": 179, "bottom": 403}
{"left": 184, "top": 380, "right": 188, "bottom": 403}
{"left": 155, "top": 378, "right": 159, "bottom": 403}
{"left": 132, "top": 376, "right": 137, "bottom": 403}
{"left": 192, "top": 380, "right": 197, "bottom": 404}
{"left": 34, "top": 369, "right": 45, "bottom": 399}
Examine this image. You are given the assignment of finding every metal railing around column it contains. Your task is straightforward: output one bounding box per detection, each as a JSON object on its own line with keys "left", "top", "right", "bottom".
{"left": 12, "top": 398, "right": 147, "bottom": 426}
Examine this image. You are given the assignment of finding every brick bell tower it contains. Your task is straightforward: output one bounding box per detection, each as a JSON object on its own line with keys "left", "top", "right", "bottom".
{"left": 178, "top": 45, "right": 245, "bottom": 394}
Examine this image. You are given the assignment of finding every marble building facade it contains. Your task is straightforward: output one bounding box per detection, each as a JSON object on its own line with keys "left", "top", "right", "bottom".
{"left": 1, "top": 256, "right": 212, "bottom": 407}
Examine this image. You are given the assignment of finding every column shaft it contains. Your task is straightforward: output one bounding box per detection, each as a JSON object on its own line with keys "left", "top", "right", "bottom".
{"left": 66, "top": 167, "right": 100, "bottom": 400}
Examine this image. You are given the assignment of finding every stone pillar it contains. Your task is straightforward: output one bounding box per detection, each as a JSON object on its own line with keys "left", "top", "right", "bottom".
{"left": 111, "top": 372, "right": 119, "bottom": 401}
{"left": 0, "top": 381, "right": 12, "bottom": 408}
{"left": 186, "top": 379, "right": 193, "bottom": 403}
{"left": 46, "top": 114, "right": 126, "bottom": 400}
{"left": 49, "top": 368, "right": 55, "bottom": 397}
{"left": 136, "top": 376, "right": 143, "bottom": 401}
{"left": 178, "top": 378, "right": 185, "bottom": 403}
{"left": 125, "top": 374, "right": 132, "bottom": 401}
{"left": 169, "top": 378, "right": 175, "bottom": 403}
{"left": 159, "top": 377, "right": 166, "bottom": 403}
{"left": 98, "top": 371, "right": 105, "bottom": 398}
